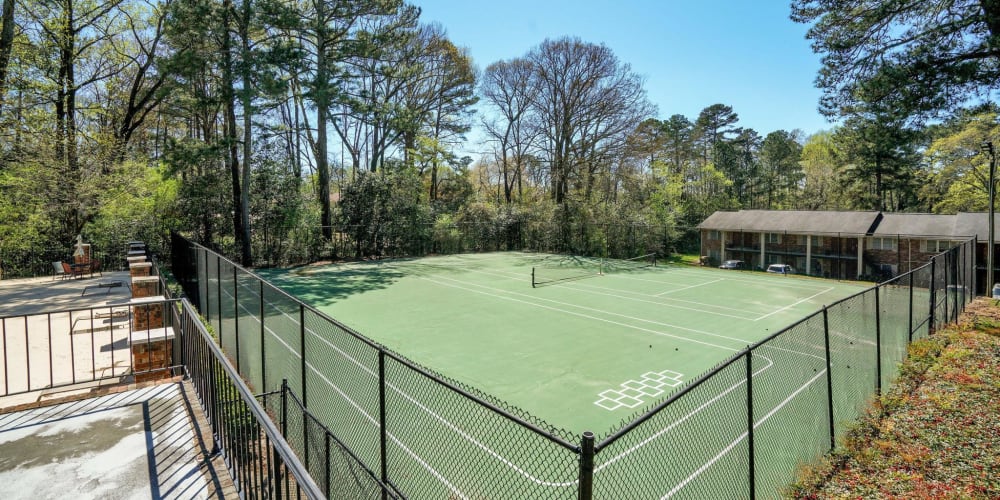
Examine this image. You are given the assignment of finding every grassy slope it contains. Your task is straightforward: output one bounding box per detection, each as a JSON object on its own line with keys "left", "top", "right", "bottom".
{"left": 790, "top": 298, "right": 1000, "bottom": 499}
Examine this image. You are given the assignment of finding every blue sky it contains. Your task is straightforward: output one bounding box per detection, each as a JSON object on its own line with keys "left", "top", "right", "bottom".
{"left": 415, "top": 0, "right": 834, "bottom": 145}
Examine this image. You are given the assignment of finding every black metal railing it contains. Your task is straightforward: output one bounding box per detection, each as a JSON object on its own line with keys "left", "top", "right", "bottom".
{"left": 0, "top": 245, "right": 140, "bottom": 280}
{"left": 173, "top": 298, "right": 325, "bottom": 499}
{"left": 0, "top": 298, "right": 180, "bottom": 395}
{"left": 171, "top": 231, "right": 975, "bottom": 499}
{"left": 0, "top": 293, "right": 325, "bottom": 498}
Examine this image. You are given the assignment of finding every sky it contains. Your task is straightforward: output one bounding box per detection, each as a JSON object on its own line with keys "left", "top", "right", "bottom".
{"left": 414, "top": 0, "right": 835, "bottom": 152}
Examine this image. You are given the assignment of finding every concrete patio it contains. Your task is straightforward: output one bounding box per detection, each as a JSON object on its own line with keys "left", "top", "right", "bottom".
{"left": 0, "top": 271, "right": 141, "bottom": 397}
{"left": 0, "top": 382, "right": 235, "bottom": 499}
{"left": 0, "top": 271, "right": 133, "bottom": 317}
{"left": 0, "top": 271, "right": 239, "bottom": 499}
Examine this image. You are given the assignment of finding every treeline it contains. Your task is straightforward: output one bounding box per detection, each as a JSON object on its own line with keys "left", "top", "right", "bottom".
{"left": 0, "top": 0, "right": 998, "bottom": 268}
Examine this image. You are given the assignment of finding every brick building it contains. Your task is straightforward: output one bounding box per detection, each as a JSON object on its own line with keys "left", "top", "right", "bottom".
{"left": 697, "top": 210, "right": 997, "bottom": 286}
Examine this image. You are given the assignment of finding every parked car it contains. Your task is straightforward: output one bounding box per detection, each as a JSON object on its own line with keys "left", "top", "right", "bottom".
{"left": 766, "top": 264, "right": 795, "bottom": 274}
{"left": 719, "top": 259, "right": 745, "bottom": 270}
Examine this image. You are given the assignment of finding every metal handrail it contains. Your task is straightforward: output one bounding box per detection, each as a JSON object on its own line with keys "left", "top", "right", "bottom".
{"left": 179, "top": 298, "right": 325, "bottom": 499}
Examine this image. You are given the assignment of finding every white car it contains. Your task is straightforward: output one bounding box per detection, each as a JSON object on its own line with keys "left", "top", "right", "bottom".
{"left": 766, "top": 264, "right": 795, "bottom": 274}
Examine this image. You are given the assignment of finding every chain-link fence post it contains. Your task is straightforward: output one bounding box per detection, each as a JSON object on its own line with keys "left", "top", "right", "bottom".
{"left": 875, "top": 284, "right": 882, "bottom": 397}
{"left": 260, "top": 280, "right": 266, "bottom": 391}
{"left": 324, "top": 430, "right": 331, "bottom": 499}
{"left": 822, "top": 306, "right": 835, "bottom": 450}
{"left": 216, "top": 254, "right": 222, "bottom": 335}
{"left": 578, "top": 431, "right": 594, "bottom": 500}
{"left": 234, "top": 265, "right": 240, "bottom": 374}
{"left": 908, "top": 271, "right": 914, "bottom": 343}
{"left": 379, "top": 350, "right": 389, "bottom": 500}
{"left": 299, "top": 304, "right": 308, "bottom": 471}
{"left": 970, "top": 238, "right": 976, "bottom": 302}
{"left": 746, "top": 348, "right": 756, "bottom": 500}
{"left": 929, "top": 257, "right": 936, "bottom": 333}
{"left": 944, "top": 252, "right": 950, "bottom": 324}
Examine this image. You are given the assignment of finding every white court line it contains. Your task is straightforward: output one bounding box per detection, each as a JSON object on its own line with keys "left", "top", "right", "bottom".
{"left": 223, "top": 284, "right": 474, "bottom": 498}
{"left": 662, "top": 369, "right": 828, "bottom": 499}
{"left": 432, "top": 271, "right": 752, "bottom": 347}
{"left": 654, "top": 278, "right": 725, "bottom": 297}
{"left": 572, "top": 278, "right": 768, "bottom": 317}
{"left": 463, "top": 269, "right": 832, "bottom": 364}
{"left": 222, "top": 268, "right": 833, "bottom": 494}
{"left": 754, "top": 287, "right": 836, "bottom": 321}
{"left": 593, "top": 356, "right": 774, "bottom": 474}
{"left": 421, "top": 276, "right": 742, "bottom": 352}
{"left": 653, "top": 266, "right": 836, "bottom": 291}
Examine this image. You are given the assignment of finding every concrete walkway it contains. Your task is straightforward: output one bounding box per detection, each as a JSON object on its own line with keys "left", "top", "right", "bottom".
{"left": 0, "top": 382, "right": 236, "bottom": 499}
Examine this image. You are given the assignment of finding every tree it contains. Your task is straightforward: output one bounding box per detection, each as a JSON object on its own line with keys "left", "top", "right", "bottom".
{"left": 922, "top": 110, "right": 1000, "bottom": 212}
{"left": 834, "top": 114, "right": 921, "bottom": 211}
{"left": 759, "top": 130, "right": 804, "bottom": 209}
{"left": 401, "top": 23, "right": 477, "bottom": 200}
{"left": 527, "top": 37, "right": 653, "bottom": 205}
{"left": 799, "top": 130, "right": 846, "bottom": 209}
{"left": 660, "top": 114, "right": 694, "bottom": 175}
{"left": 792, "top": 0, "right": 1000, "bottom": 122}
{"left": 481, "top": 57, "right": 540, "bottom": 204}
{"left": 0, "top": 0, "right": 15, "bottom": 115}
{"left": 290, "top": 0, "right": 404, "bottom": 239}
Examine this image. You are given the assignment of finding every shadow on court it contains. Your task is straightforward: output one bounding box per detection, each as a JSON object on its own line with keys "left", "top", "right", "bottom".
{"left": 261, "top": 263, "right": 408, "bottom": 305}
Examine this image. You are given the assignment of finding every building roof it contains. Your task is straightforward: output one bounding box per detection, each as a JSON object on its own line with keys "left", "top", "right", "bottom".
{"left": 954, "top": 212, "right": 1000, "bottom": 239}
{"left": 698, "top": 210, "right": 1000, "bottom": 240}
{"left": 872, "top": 213, "right": 957, "bottom": 238}
{"left": 697, "top": 210, "right": 881, "bottom": 235}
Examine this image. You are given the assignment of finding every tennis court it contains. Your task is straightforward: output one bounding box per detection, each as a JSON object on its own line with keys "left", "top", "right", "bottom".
{"left": 257, "top": 252, "right": 866, "bottom": 436}
{"left": 178, "top": 235, "right": 971, "bottom": 498}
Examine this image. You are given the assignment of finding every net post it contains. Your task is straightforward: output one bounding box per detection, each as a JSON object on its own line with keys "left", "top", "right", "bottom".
{"left": 874, "top": 285, "right": 882, "bottom": 397}
{"left": 531, "top": 267, "right": 536, "bottom": 288}
{"left": 379, "top": 349, "right": 389, "bottom": 500}
{"left": 822, "top": 306, "right": 835, "bottom": 450}
{"left": 578, "top": 431, "right": 595, "bottom": 500}
{"left": 745, "top": 347, "right": 755, "bottom": 500}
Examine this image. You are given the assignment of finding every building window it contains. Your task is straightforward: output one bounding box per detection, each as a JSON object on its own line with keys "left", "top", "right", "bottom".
{"left": 707, "top": 230, "right": 720, "bottom": 241}
{"left": 868, "top": 237, "right": 895, "bottom": 251}
{"left": 811, "top": 235, "right": 824, "bottom": 247}
{"left": 923, "top": 240, "right": 954, "bottom": 253}
{"left": 765, "top": 233, "right": 780, "bottom": 244}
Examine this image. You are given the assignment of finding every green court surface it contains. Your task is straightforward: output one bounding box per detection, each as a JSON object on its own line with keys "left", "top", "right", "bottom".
{"left": 258, "top": 252, "right": 867, "bottom": 436}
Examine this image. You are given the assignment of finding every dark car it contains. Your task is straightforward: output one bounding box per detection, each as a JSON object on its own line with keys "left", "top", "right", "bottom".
{"left": 719, "top": 259, "right": 745, "bottom": 270}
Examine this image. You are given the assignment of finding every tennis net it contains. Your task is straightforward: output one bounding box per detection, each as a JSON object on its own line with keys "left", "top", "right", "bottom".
{"left": 531, "top": 254, "right": 655, "bottom": 287}
{"left": 602, "top": 253, "right": 656, "bottom": 273}
{"left": 531, "top": 256, "right": 603, "bottom": 288}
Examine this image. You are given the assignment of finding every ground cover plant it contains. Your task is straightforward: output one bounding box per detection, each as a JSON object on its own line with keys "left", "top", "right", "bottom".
{"left": 790, "top": 298, "right": 1000, "bottom": 499}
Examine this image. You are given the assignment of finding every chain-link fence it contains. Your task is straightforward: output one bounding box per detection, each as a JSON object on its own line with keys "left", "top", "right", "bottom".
{"left": 173, "top": 232, "right": 584, "bottom": 499}
{"left": 171, "top": 232, "right": 975, "bottom": 499}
